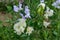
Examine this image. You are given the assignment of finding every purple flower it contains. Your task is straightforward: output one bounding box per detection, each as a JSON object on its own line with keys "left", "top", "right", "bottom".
{"left": 20, "top": 13, "right": 25, "bottom": 19}
{"left": 13, "top": 3, "right": 23, "bottom": 12}
{"left": 20, "top": 13, "right": 31, "bottom": 19}
{"left": 24, "top": 6, "right": 30, "bottom": 14}
{"left": 52, "top": 0, "right": 60, "bottom": 9}
{"left": 25, "top": 14, "right": 31, "bottom": 18}
{"left": 24, "top": 6, "right": 31, "bottom": 18}
{"left": 19, "top": 2, "right": 23, "bottom": 10}
{"left": 13, "top": 5, "right": 19, "bottom": 12}
{"left": 40, "top": 0, "right": 44, "bottom": 3}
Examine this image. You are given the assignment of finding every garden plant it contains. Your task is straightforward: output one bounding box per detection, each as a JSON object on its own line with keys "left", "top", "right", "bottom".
{"left": 0, "top": 0, "right": 60, "bottom": 40}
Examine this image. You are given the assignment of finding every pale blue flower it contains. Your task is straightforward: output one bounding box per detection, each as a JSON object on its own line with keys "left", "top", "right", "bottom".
{"left": 52, "top": 0, "right": 60, "bottom": 9}
{"left": 24, "top": 6, "right": 31, "bottom": 18}
{"left": 40, "top": 0, "right": 44, "bottom": 3}
{"left": 13, "top": 3, "right": 23, "bottom": 12}
{"left": 20, "top": 13, "right": 25, "bottom": 19}
{"left": 24, "top": 6, "right": 30, "bottom": 14}
{"left": 13, "top": 5, "right": 19, "bottom": 12}
{"left": 25, "top": 13, "right": 31, "bottom": 18}
{"left": 19, "top": 2, "right": 23, "bottom": 10}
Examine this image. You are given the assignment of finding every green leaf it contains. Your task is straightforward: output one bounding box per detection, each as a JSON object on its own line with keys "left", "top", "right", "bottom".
{"left": 6, "top": 6, "right": 12, "bottom": 12}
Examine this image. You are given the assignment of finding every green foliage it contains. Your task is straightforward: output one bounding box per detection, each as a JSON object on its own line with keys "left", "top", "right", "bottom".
{"left": 6, "top": 6, "right": 12, "bottom": 12}
{"left": 0, "top": 2, "right": 7, "bottom": 11}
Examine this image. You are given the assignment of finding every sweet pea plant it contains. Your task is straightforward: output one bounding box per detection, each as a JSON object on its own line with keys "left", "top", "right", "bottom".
{"left": 0, "top": 0, "right": 60, "bottom": 40}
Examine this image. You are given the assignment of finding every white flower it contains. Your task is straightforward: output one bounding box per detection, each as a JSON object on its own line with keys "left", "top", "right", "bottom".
{"left": 48, "top": 10, "right": 54, "bottom": 16}
{"left": 13, "top": 5, "right": 19, "bottom": 12}
{"left": 26, "top": 27, "right": 34, "bottom": 35}
{"left": 45, "top": 7, "right": 54, "bottom": 17}
{"left": 38, "top": 2, "right": 45, "bottom": 9}
{"left": 46, "top": 7, "right": 50, "bottom": 11}
{"left": 43, "top": 21, "right": 50, "bottom": 28}
{"left": 44, "top": 7, "right": 54, "bottom": 19}
{"left": 44, "top": 13, "right": 49, "bottom": 19}
{"left": 17, "top": 18, "right": 26, "bottom": 27}
{"left": 14, "top": 25, "right": 25, "bottom": 35}
{"left": 14, "top": 18, "right": 26, "bottom": 35}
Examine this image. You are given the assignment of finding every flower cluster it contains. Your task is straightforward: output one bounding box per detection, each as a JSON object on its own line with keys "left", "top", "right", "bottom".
{"left": 43, "top": 7, "right": 54, "bottom": 28}
{"left": 52, "top": 0, "right": 60, "bottom": 9}
{"left": 14, "top": 18, "right": 26, "bottom": 35}
{"left": 13, "top": 2, "right": 33, "bottom": 35}
{"left": 38, "top": 0, "right": 54, "bottom": 28}
{"left": 44, "top": 7, "right": 54, "bottom": 19}
{"left": 14, "top": 18, "right": 34, "bottom": 35}
{"left": 13, "top": 2, "right": 23, "bottom": 12}
{"left": 13, "top": 3, "right": 34, "bottom": 35}
{"left": 13, "top": 0, "right": 55, "bottom": 36}
{"left": 13, "top": 2, "right": 31, "bottom": 19}
{"left": 20, "top": 5, "right": 31, "bottom": 19}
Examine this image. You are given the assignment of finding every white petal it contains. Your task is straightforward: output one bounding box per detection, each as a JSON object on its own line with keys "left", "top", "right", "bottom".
{"left": 43, "top": 21, "right": 50, "bottom": 28}
{"left": 44, "top": 14, "right": 49, "bottom": 19}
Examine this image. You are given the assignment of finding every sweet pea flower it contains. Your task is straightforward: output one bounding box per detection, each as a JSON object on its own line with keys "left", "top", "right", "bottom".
{"left": 14, "top": 18, "right": 26, "bottom": 35}
{"left": 26, "top": 27, "right": 34, "bottom": 35}
{"left": 52, "top": 0, "right": 60, "bottom": 9}
{"left": 43, "top": 21, "right": 50, "bottom": 28}
{"left": 19, "top": 2, "right": 23, "bottom": 10}
{"left": 20, "top": 6, "right": 31, "bottom": 19}
{"left": 14, "top": 24, "right": 25, "bottom": 35}
{"left": 24, "top": 6, "right": 30, "bottom": 14}
{"left": 24, "top": 6, "right": 31, "bottom": 18}
{"left": 44, "top": 13, "right": 49, "bottom": 19}
{"left": 40, "top": 0, "right": 44, "bottom": 3}
{"left": 20, "top": 13, "right": 25, "bottom": 19}
{"left": 45, "top": 7, "right": 54, "bottom": 17}
{"left": 13, "top": 2, "right": 23, "bottom": 12}
{"left": 13, "top": 5, "right": 19, "bottom": 12}
{"left": 25, "top": 13, "right": 31, "bottom": 18}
